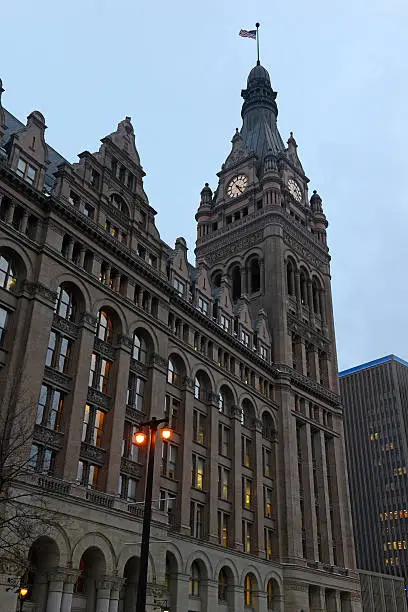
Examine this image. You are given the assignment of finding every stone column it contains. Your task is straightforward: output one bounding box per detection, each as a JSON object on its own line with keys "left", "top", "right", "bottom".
{"left": 231, "top": 584, "right": 245, "bottom": 612}
{"left": 208, "top": 395, "right": 220, "bottom": 543}
{"left": 232, "top": 405, "right": 243, "bottom": 551}
{"left": 204, "top": 579, "right": 218, "bottom": 608}
{"left": 104, "top": 264, "right": 112, "bottom": 286}
{"left": 257, "top": 590, "right": 268, "bottom": 612}
{"left": 66, "top": 239, "right": 74, "bottom": 261}
{"left": 316, "top": 430, "right": 334, "bottom": 565}
{"left": 62, "top": 312, "right": 97, "bottom": 481}
{"left": 108, "top": 578, "right": 125, "bottom": 612}
{"left": 310, "top": 586, "right": 325, "bottom": 611}
{"left": 299, "top": 338, "right": 307, "bottom": 375}
{"left": 260, "top": 258, "right": 265, "bottom": 293}
{"left": 295, "top": 272, "right": 301, "bottom": 312}
{"left": 79, "top": 247, "right": 86, "bottom": 268}
{"left": 5, "top": 200, "right": 15, "bottom": 224}
{"left": 284, "top": 580, "right": 309, "bottom": 612}
{"left": 254, "top": 419, "right": 265, "bottom": 556}
{"left": 20, "top": 211, "right": 29, "bottom": 235}
{"left": 179, "top": 382, "right": 195, "bottom": 534}
{"left": 46, "top": 572, "right": 64, "bottom": 612}
{"left": 96, "top": 579, "right": 113, "bottom": 612}
{"left": 60, "top": 578, "right": 76, "bottom": 612}
{"left": 304, "top": 423, "right": 319, "bottom": 560}
{"left": 307, "top": 281, "right": 314, "bottom": 315}
{"left": 147, "top": 354, "right": 168, "bottom": 518}
{"left": 105, "top": 337, "right": 132, "bottom": 494}
{"left": 174, "top": 573, "right": 190, "bottom": 610}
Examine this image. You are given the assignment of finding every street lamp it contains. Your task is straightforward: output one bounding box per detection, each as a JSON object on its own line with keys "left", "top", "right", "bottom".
{"left": 134, "top": 416, "right": 172, "bottom": 612}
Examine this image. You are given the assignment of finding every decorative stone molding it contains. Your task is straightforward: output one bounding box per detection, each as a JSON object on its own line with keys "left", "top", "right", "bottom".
{"left": 81, "top": 312, "right": 97, "bottom": 329}
{"left": 119, "top": 334, "right": 133, "bottom": 351}
{"left": 86, "top": 490, "right": 114, "bottom": 508}
{"left": 130, "top": 358, "right": 148, "bottom": 378}
{"left": 125, "top": 405, "right": 144, "bottom": 423}
{"left": 283, "top": 579, "right": 309, "bottom": 592}
{"left": 80, "top": 442, "right": 106, "bottom": 465}
{"left": 283, "top": 229, "right": 326, "bottom": 270}
{"left": 205, "top": 229, "right": 263, "bottom": 265}
{"left": 207, "top": 391, "right": 220, "bottom": 405}
{"left": 37, "top": 475, "right": 71, "bottom": 496}
{"left": 94, "top": 337, "right": 116, "bottom": 360}
{"left": 87, "top": 387, "right": 111, "bottom": 409}
{"left": 96, "top": 578, "right": 114, "bottom": 590}
{"left": 43, "top": 366, "right": 72, "bottom": 390}
{"left": 52, "top": 313, "right": 79, "bottom": 338}
{"left": 274, "top": 363, "right": 341, "bottom": 407}
{"left": 230, "top": 405, "right": 242, "bottom": 419}
{"left": 287, "top": 311, "right": 330, "bottom": 348}
{"left": 120, "top": 457, "right": 144, "bottom": 479}
{"left": 33, "top": 424, "right": 64, "bottom": 449}
{"left": 149, "top": 352, "right": 168, "bottom": 370}
{"left": 184, "top": 376, "right": 195, "bottom": 390}
{"left": 22, "top": 281, "right": 58, "bottom": 305}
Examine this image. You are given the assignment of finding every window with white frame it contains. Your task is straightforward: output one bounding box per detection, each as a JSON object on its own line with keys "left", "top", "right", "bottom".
{"left": 218, "top": 466, "right": 230, "bottom": 500}
{"left": 198, "top": 297, "right": 209, "bottom": 315}
{"left": 16, "top": 158, "right": 36, "bottom": 185}
{"left": 241, "top": 330, "right": 250, "bottom": 347}
{"left": 191, "top": 454, "right": 205, "bottom": 490}
{"left": 220, "top": 314, "right": 230, "bottom": 332}
{"left": 190, "top": 502, "right": 204, "bottom": 539}
{"left": 161, "top": 442, "right": 178, "bottom": 479}
{"left": 173, "top": 278, "right": 185, "bottom": 297}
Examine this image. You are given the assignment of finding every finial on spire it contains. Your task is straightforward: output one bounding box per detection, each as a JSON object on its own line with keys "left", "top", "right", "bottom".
{"left": 256, "top": 23, "right": 260, "bottom": 65}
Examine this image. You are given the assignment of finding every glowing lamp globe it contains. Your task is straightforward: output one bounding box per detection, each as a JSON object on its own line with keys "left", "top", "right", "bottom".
{"left": 20, "top": 587, "right": 28, "bottom": 598}
{"left": 134, "top": 431, "right": 147, "bottom": 445}
{"left": 161, "top": 426, "right": 172, "bottom": 440}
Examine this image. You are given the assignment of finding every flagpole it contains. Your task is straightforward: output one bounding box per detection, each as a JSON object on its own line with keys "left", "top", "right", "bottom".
{"left": 256, "top": 22, "right": 260, "bottom": 65}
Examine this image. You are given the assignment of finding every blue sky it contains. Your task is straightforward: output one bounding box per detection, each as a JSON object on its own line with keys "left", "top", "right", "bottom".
{"left": 2, "top": 0, "right": 408, "bottom": 370}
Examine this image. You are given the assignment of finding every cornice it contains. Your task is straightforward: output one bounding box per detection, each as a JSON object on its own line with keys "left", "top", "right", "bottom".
{"left": 287, "top": 311, "right": 330, "bottom": 349}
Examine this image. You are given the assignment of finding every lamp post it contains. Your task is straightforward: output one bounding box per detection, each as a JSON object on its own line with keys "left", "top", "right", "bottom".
{"left": 134, "top": 417, "right": 172, "bottom": 612}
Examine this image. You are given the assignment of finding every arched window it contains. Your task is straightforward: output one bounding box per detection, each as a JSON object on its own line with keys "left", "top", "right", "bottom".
{"left": 132, "top": 332, "right": 147, "bottom": 363}
{"left": 218, "top": 391, "right": 225, "bottom": 413}
{"left": 110, "top": 193, "right": 128, "bottom": 215}
{"left": 189, "top": 561, "right": 200, "bottom": 597}
{"left": 300, "top": 270, "right": 308, "bottom": 306}
{"left": 231, "top": 265, "right": 241, "bottom": 302}
{"left": 241, "top": 399, "right": 255, "bottom": 428}
{"left": 0, "top": 254, "right": 16, "bottom": 291}
{"left": 267, "top": 579, "right": 274, "bottom": 609}
{"left": 287, "top": 260, "right": 295, "bottom": 296}
{"left": 244, "top": 573, "right": 256, "bottom": 607}
{"left": 262, "top": 412, "right": 275, "bottom": 441}
{"left": 55, "top": 285, "right": 75, "bottom": 321}
{"left": 213, "top": 272, "right": 222, "bottom": 288}
{"left": 194, "top": 376, "right": 200, "bottom": 400}
{"left": 250, "top": 258, "right": 260, "bottom": 293}
{"left": 167, "top": 359, "right": 176, "bottom": 385}
{"left": 218, "top": 568, "right": 228, "bottom": 601}
{"left": 96, "top": 310, "right": 114, "bottom": 343}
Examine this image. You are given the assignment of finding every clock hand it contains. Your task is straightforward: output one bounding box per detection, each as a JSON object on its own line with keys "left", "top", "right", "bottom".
{"left": 237, "top": 185, "right": 243, "bottom": 193}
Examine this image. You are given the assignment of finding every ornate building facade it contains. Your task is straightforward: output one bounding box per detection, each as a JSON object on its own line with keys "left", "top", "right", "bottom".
{"left": 0, "top": 62, "right": 362, "bottom": 611}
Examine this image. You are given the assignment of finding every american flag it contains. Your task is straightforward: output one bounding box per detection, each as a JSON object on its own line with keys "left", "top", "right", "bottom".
{"left": 239, "top": 29, "right": 257, "bottom": 39}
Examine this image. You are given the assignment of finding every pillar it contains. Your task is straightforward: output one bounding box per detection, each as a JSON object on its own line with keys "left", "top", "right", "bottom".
{"left": 96, "top": 579, "right": 112, "bottom": 612}
{"left": 5, "top": 200, "right": 15, "bottom": 224}
{"left": 257, "top": 590, "right": 268, "bottom": 612}
{"left": 231, "top": 584, "right": 245, "bottom": 612}
{"left": 307, "top": 281, "right": 314, "bottom": 315}
{"left": 108, "top": 579, "right": 124, "bottom": 612}
{"left": 79, "top": 247, "right": 86, "bottom": 268}
{"left": 66, "top": 239, "right": 74, "bottom": 261}
{"left": 303, "top": 423, "right": 319, "bottom": 560}
{"left": 295, "top": 272, "right": 301, "bottom": 310}
{"left": 46, "top": 573, "right": 64, "bottom": 612}
{"left": 20, "top": 211, "right": 29, "bottom": 235}
{"left": 254, "top": 419, "right": 265, "bottom": 556}
{"left": 174, "top": 573, "right": 190, "bottom": 611}
{"left": 179, "top": 383, "right": 194, "bottom": 534}
{"left": 105, "top": 338, "right": 131, "bottom": 494}
{"left": 62, "top": 312, "right": 97, "bottom": 480}
{"left": 284, "top": 580, "right": 309, "bottom": 612}
{"left": 60, "top": 576, "right": 76, "bottom": 612}
{"left": 204, "top": 579, "right": 218, "bottom": 608}
{"left": 104, "top": 264, "right": 111, "bottom": 286}
{"left": 232, "top": 405, "right": 243, "bottom": 551}
{"left": 309, "top": 586, "right": 325, "bottom": 611}
{"left": 208, "top": 396, "right": 220, "bottom": 543}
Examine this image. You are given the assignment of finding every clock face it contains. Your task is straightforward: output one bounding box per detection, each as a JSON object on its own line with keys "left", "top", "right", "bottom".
{"left": 227, "top": 174, "right": 248, "bottom": 198}
{"left": 288, "top": 178, "right": 302, "bottom": 202}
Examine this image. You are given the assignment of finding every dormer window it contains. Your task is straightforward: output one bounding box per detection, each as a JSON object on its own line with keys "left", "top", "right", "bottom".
{"left": 173, "top": 278, "right": 185, "bottom": 297}
{"left": 16, "top": 158, "right": 36, "bottom": 185}
{"left": 111, "top": 159, "right": 118, "bottom": 177}
{"left": 69, "top": 191, "right": 80, "bottom": 207}
{"left": 220, "top": 315, "right": 230, "bottom": 332}
{"left": 137, "top": 244, "right": 146, "bottom": 259}
{"left": 198, "top": 297, "right": 208, "bottom": 315}
{"left": 259, "top": 344, "right": 268, "bottom": 361}
{"left": 241, "top": 330, "right": 250, "bottom": 347}
{"left": 83, "top": 203, "right": 94, "bottom": 219}
{"left": 91, "top": 169, "right": 100, "bottom": 189}
{"left": 119, "top": 166, "right": 126, "bottom": 184}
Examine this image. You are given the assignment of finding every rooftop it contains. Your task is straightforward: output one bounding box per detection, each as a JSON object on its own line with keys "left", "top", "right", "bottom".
{"left": 339, "top": 354, "right": 408, "bottom": 378}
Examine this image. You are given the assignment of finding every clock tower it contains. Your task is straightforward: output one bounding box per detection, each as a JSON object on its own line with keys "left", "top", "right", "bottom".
{"left": 195, "top": 62, "right": 362, "bottom": 610}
